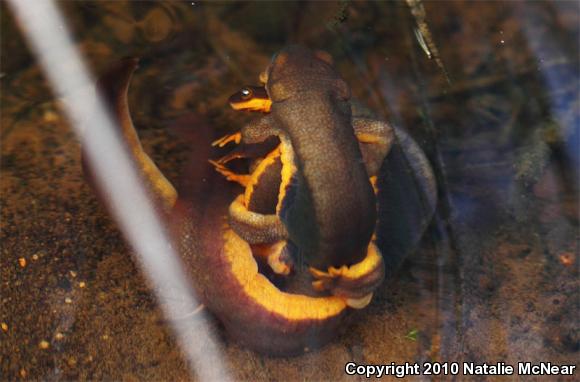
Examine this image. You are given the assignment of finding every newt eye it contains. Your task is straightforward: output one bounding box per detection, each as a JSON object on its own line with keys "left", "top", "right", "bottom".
{"left": 240, "top": 87, "right": 253, "bottom": 100}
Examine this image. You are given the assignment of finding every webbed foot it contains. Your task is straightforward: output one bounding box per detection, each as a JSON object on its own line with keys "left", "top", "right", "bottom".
{"left": 309, "top": 242, "right": 384, "bottom": 308}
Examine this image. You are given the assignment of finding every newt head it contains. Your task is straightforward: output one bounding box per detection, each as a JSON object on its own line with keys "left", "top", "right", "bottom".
{"left": 228, "top": 85, "right": 271, "bottom": 112}
{"left": 263, "top": 45, "right": 350, "bottom": 102}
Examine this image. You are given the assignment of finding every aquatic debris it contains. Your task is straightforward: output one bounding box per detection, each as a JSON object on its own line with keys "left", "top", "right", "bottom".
{"left": 406, "top": 0, "right": 451, "bottom": 84}
{"left": 405, "top": 328, "right": 419, "bottom": 341}
{"left": 38, "top": 340, "right": 50, "bottom": 349}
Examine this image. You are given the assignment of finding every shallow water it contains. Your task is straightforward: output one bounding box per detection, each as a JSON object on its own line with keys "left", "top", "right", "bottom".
{"left": 1, "top": 1, "right": 578, "bottom": 381}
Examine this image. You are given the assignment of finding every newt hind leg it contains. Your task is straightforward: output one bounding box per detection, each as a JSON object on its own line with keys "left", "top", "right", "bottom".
{"left": 354, "top": 118, "right": 395, "bottom": 178}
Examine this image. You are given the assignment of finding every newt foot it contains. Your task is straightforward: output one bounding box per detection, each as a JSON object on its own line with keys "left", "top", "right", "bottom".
{"left": 212, "top": 132, "right": 242, "bottom": 147}
{"left": 208, "top": 159, "right": 250, "bottom": 186}
{"left": 309, "top": 242, "right": 384, "bottom": 302}
{"left": 252, "top": 241, "right": 294, "bottom": 275}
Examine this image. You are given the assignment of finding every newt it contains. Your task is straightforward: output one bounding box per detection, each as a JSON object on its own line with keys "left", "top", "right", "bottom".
{"left": 212, "top": 47, "right": 403, "bottom": 301}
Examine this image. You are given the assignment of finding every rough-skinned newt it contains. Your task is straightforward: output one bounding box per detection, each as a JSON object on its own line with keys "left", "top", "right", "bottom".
{"left": 212, "top": 47, "right": 399, "bottom": 301}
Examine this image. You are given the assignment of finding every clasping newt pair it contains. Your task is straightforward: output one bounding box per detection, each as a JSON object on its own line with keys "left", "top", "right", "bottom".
{"left": 85, "top": 47, "right": 436, "bottom": 356}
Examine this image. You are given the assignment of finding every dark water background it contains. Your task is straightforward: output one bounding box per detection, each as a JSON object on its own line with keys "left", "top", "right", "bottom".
{"left": 1, "top": 1, "right": 578, "bottom": 380}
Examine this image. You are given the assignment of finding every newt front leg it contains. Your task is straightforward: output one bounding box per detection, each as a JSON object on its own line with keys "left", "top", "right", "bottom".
{"left": 212, "top": 123, "right": 295, "bottom": 275}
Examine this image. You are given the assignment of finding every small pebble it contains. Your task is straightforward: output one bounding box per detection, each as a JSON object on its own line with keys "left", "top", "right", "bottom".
{"left": 20, "top": 369, "right": 27, "bottom": 378}
{"left": 39, "top": 340, "right": 50, "bottom": 349}
{"left": 18, "top": 258, "right": 26, "bottom": 268}
{"left": 67, "top": 357, "right": 77, "bottom": 366}
{"left": 1, "top": 322, "right": 8, "bottom": 332}
{"left": 32, "top": 254, "right": 39, "bottom": 261}
{"left": 65, "top": 297, "right": 72, "bottom": 304}
{"left": 69, "top": 271, "right": 77, "bottom": 278}
{"left": 55, "top": 332, "right": 64, "bottom": 340}
{"left": 79, "top": 281, "right": 86, "bottom": 288}
{"left": 559, "top": 252, "right": 575, "bottom": 266}
{"left": 43, "top": 110, "right": 59, "bottom": 122}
